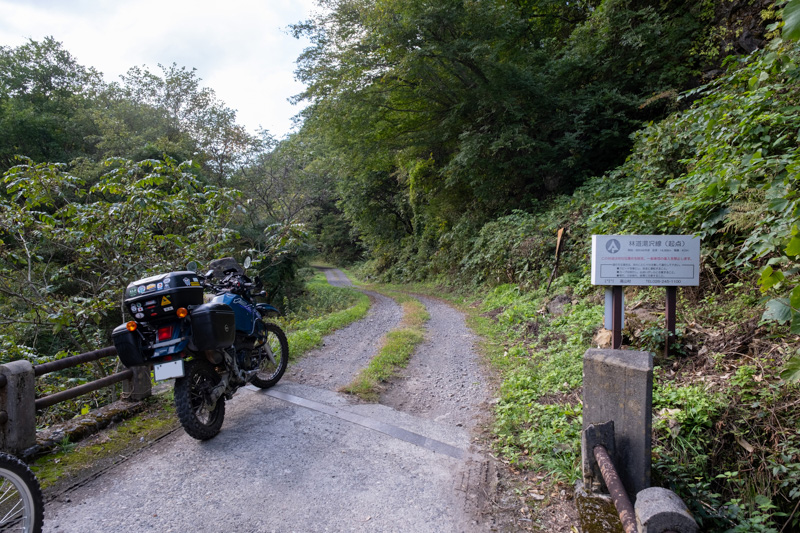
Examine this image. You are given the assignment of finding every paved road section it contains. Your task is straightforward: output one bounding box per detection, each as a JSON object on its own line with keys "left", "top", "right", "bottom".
{"left": 43, "top": 270, "right": 492, "bottom": 532}
{"left": 45, "top": 383, "right": 487, "bottom": 532}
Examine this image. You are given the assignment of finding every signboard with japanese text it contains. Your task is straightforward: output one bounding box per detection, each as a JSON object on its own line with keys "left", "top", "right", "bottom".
{"left": 591, "top": 235, "right": 700, "bottom": 286}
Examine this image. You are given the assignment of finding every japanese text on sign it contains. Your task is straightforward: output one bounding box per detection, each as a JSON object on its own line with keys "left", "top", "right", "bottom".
{"left": 591, "top": 235, "right": 700, "bottom": 286}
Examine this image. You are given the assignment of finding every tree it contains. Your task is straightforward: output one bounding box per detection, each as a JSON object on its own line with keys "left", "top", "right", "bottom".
{"left": 0, "top": 37, "right": 103, "bottom": 168}
{"left": 290, "top": 0, "right": 728, "bottom": 278}
{"left": 110, "top": 63, "right": 257, "bottom": 182}
{"left": 0, "top": 157, "right": 239, "bottom": 359}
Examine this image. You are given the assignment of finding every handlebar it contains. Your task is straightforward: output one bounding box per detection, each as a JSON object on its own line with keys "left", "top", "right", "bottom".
{"left": 202, "top": 270, "right": 263, "bottom": 299}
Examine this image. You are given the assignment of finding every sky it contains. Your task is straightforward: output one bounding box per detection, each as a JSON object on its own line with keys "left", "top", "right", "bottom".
{"left": 0, "top": 0, "right": 318, "bottom": 139}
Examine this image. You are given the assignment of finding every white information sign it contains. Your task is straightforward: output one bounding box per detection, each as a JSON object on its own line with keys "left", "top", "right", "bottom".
{"left": 591, "top": 235, "right": 700, "bottom": 286}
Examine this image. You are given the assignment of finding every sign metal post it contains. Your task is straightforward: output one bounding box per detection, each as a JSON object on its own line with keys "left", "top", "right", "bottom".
{"left": 612, "top": 286, "right": 623, "bottom": 349}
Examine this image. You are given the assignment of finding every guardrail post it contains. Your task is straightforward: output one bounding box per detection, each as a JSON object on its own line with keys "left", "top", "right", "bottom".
{"left": 582, "top": 348, "right": 653, "bottom": 497}
{"left": 0, "top": 361, "right": 37, "bottom": 454}
{"left": 122, "top": 367, "right": 152, "bottom": 401}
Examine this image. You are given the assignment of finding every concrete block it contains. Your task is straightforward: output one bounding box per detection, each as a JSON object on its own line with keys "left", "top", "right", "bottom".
{"left": 583, "top": 348, "right": 653, "bottom": 497}
{"left": 0, "top": 360, "right": 37, "bottom": 454}
{"left": 575, "top": 481, "right": 625, "bottom": 533}
{"left": 635, "top": 487, "right": 698, "bottom": 533}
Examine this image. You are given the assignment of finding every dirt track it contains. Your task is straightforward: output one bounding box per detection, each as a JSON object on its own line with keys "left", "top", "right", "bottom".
{"left": 43, "top": 269, "right": 496, "bottom": 532}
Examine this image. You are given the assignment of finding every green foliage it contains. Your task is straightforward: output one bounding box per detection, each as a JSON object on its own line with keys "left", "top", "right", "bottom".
{"left": 654, "top": 384, "right": 722, "bottom": 441}
{"left": 0, "top": 37, "right": 322, "bottom": 425}
{"left": 290, "top": 0, "right": 736, "bottom": 280}
{"left": 781, "top": 353, "right": 800, "bottom": 382}
{"left": 784, "top": 0, "right": 800, "bottom": 41}
{"left": 0, "top": 37, "right": 104, "bottom": 168}
{"left": 0, "top": 157, "right": 239, "bottom": 359}
{"left": 589, "top": 37, "right": 800, "bottom": 342}
{"left": 471, "top": 280, "right": 602, "bottom": 481}
{"left": 460, "top": 210, "right": 557, "bottom": 287}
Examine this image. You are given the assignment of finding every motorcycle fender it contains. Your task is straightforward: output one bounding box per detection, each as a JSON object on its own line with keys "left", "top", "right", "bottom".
{"left": 256, "top": 303, "right": 281, "bottom": 318}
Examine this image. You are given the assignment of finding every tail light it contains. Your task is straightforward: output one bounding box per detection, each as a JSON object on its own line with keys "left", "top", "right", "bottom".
{"left": 157, "top": 325, "right": 174, "bottom": 342}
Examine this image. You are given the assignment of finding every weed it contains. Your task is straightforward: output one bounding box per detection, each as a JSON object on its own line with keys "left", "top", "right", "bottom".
{"left": 467, "top": 276, "right": 603, "bottom": 482}
{"left": 57, "top": 436, "right": 76, "bottom": 454}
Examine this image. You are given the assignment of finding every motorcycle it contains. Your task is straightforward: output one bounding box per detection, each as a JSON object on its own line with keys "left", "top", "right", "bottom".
{"left": 112, "top": 256, "right": 289, "bottom": 440}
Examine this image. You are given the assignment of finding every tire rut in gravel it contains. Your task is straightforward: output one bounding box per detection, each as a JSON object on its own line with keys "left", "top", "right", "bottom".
{"left": 289, "top": 270, "right": 496, "bottom": 528}
{"left": 379, "top": 295, "right": 490, "bottom": 430}
{"left": 284, "top": 280, "right": 403, "bottom": 391}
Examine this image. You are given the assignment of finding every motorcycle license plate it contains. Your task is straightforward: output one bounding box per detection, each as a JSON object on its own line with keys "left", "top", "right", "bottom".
{"left": 154, "top": 360, "right": 184, "bottom": 381}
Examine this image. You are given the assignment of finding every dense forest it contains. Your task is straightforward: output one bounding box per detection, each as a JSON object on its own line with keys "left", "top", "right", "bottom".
{"left": 2, "top": 0, "right": 800, "bottom": 530}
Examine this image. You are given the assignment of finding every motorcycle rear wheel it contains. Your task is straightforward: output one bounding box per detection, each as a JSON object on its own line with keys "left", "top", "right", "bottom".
{"left": 0, "top": 452, "right": 44, "bottom": 533}
{"left": 250, "top": 323, "right": 288, "bottom": 389}
{"left": 174, "top": 359, "right": 225, "bottom": 440}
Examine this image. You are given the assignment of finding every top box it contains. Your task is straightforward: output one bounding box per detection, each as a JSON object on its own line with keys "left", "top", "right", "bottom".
{"left": 123, "top": 271, "right": 204, "bottom": 321}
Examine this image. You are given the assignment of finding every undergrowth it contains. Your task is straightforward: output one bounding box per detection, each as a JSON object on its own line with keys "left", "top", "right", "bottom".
{"left": 470, "top": 274, "right": 800, "bottom": 532}
{"left": 471, "top": 276, "right": 602, "bottom": 484}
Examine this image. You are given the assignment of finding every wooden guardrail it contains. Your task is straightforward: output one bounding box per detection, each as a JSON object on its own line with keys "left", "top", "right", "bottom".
{"left": 0, "top": 347, "right": 151, "bottom": 455}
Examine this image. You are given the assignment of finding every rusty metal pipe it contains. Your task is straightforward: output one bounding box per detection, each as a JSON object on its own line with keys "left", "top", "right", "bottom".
{"left": 33, "top": 346, "right": 117, "bottom": 377}
{"left": 593, "top": 444, "right": 638, "bottom": 533}
{"left": 34, "top": 369, "right": 133, "bottom": 410}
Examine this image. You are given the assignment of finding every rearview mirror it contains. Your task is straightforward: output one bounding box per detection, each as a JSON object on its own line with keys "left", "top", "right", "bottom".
{"left": 243, "top": 256, "right": 252, "bottom": 269}
{"left": 186, "top": 260, "right": 199, "bottom": 272}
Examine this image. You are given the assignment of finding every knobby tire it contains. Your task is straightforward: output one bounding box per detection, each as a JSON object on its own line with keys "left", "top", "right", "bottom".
{"left": 250, "top": 322, "right": 289, "bottom": 389}
{"left": 0, "top": 452, "right": 44, "bottom": 533}
{"left": 174, "top": 359, "right": 226, "bottom": 440}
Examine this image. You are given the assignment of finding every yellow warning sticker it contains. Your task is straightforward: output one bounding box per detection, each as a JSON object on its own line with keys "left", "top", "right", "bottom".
{"left": 161, "top": 296, "right": 171, "bottom": 306}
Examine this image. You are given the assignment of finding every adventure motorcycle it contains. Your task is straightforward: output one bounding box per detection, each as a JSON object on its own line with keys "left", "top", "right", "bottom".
{"left": 112, "top": 257, "right": 288, "bottom": 440}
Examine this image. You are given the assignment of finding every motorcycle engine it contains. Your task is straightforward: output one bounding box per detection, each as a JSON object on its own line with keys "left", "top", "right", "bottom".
{"left": 236, "top": 349, "right": 259, "bottom": 371}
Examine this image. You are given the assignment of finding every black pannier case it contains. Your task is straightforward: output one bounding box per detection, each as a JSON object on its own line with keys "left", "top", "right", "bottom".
{"left": 191, "top": 303, "right": 236, "bottom": 351}
{"left": 124, "top": 271, "right": 204, "bottom": 322}
{"left": 112, "top": 324, "right": 147, "bottom": 367}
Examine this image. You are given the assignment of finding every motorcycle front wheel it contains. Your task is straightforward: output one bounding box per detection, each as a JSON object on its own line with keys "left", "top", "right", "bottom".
{"left": 174, "top": 359, "right": 225, "bottom": 440}
{"left": 0, "top": 452, "right": 44, "bottom": 533}
{"left": 249, "top": 322, "right": 289, "bottom": 389}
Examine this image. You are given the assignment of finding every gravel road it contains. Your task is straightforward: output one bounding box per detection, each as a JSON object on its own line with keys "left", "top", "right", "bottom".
{"left": 43, "top": 269, "right": 494, "bottom": 532}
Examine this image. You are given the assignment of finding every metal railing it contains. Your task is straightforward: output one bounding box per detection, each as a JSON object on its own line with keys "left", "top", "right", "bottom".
{"left": 0, "top": 346, "right": 151, "bottom": 454}
{"left": 589, "top": 441, "right": 681, "bottom": 533}
{"left": 592, "top": 443, "right": 639, "bottom": 533}
{"left": 32, "top": 347, "right": 133, "bottom": 410}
